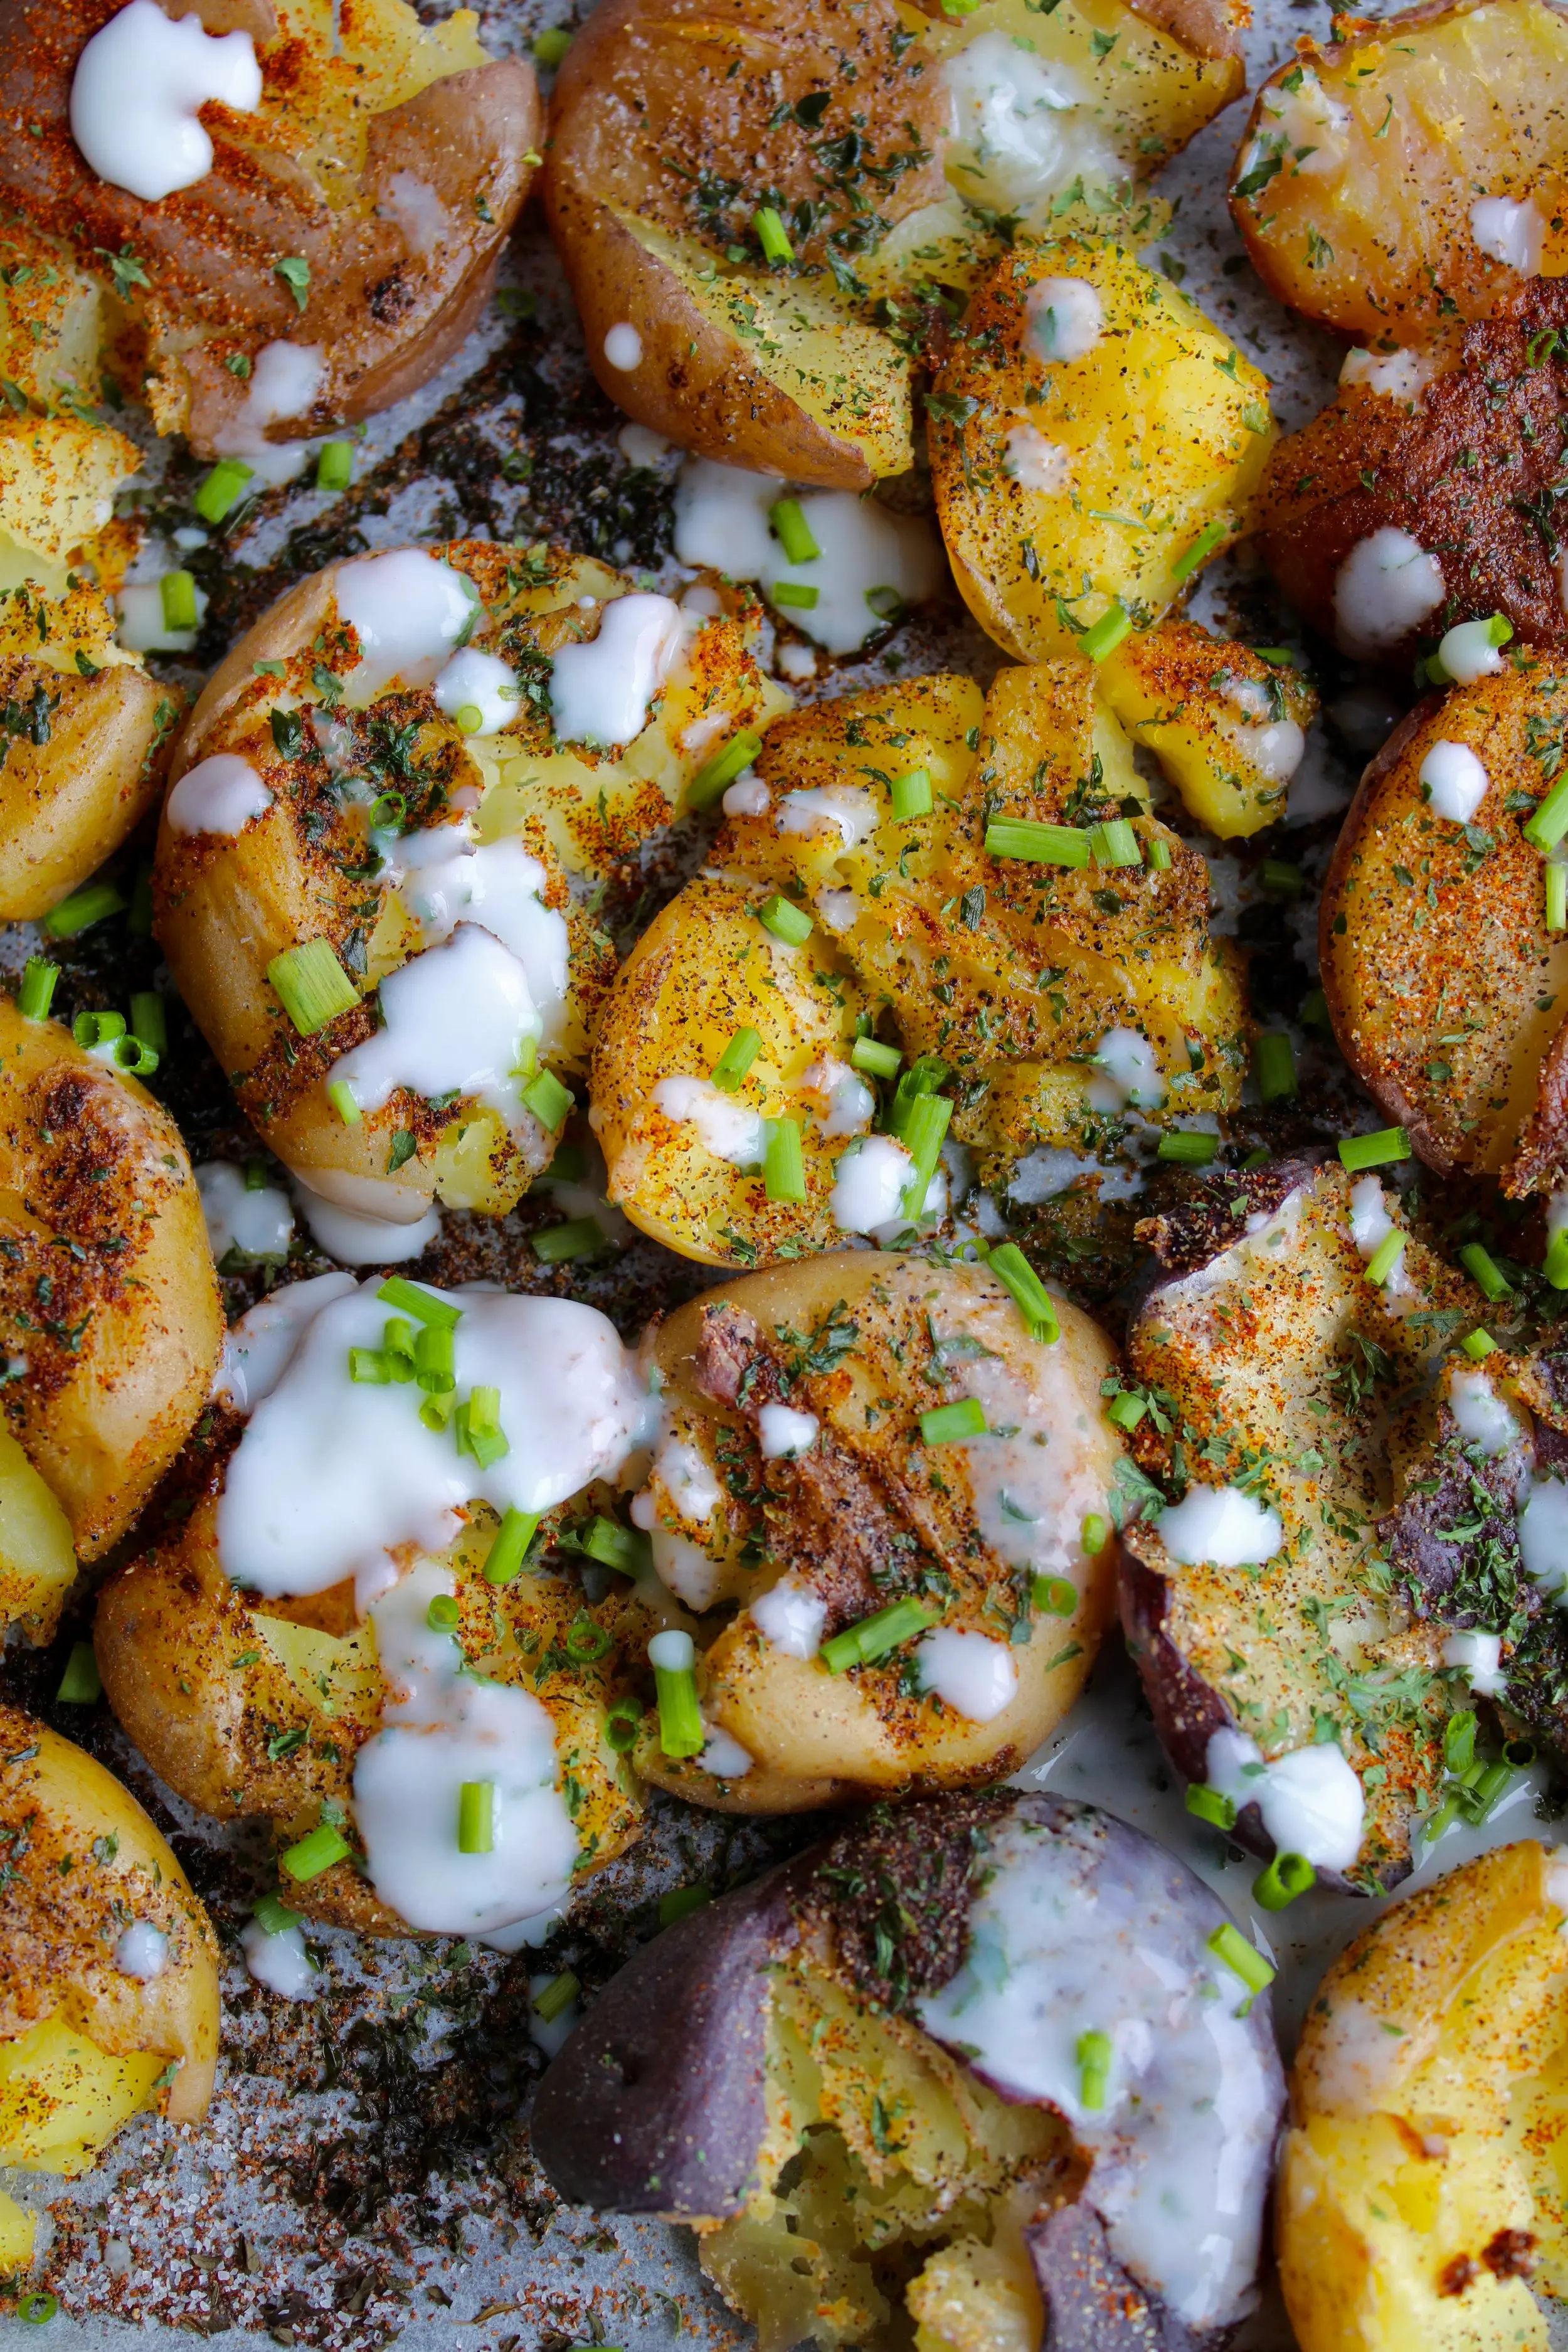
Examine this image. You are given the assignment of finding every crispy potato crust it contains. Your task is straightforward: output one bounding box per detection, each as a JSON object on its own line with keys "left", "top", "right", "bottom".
{"left": 1095, "top": 621, "right": 1318, "bottom": 839}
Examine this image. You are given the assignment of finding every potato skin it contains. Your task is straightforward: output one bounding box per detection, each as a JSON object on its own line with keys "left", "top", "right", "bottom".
{"left": 0, "top": 0, "right": 540, "bottom": 451}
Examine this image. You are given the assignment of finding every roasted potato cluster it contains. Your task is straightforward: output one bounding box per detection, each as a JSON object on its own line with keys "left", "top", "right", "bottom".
{"left": 1097, "top": 619, "right": 1319, "bottom": 839}
{"left": 593, "top": 664, "right": 1247, "bottom": 1268}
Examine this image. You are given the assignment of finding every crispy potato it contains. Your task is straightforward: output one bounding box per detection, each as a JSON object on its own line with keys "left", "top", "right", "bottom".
{"left": 0, "top": 219, "right": 105, "bottom": 417}
{"left": 1279, "top": 1840, "right": 1568, "bottom": 2352}
{"left": 1231, "top": 0, "right": 1568, "bottom": 348}
{"left": 928, "top": 238, "right": 1274, "bottom": 662}
{"left": 1258, "top": 285, "right": 1568, "bottom": 665}
{"left": 0, "top": 0, "right": 539, "bottom": 455}
{"left": 1319, "top": 655, "right": 1568, "bottom": 1194}
{"left": 0, "top": 1705, "right": 220, "bottom": 2185}
{"left": 157, "top": 539, "right": 787, "bottom": 1224}
{"left": 594, "top": 663, "right": 1247, "bottom": 1268}
{"left": 546, "top": 0, "right": 1242, "bottom": 484}
{"left": 0, "top": 414, "right": 139, "bottom": 600}
{"left": 533, "top": 1793, "right": 1285, "bottom": 2351}
{"left": 1096, "top": 621, "right": 1319, "bottom": 838}
{"left": 0, "top": 998, "right": 221, "bottom": 1594}
{"left": 631, "top": 1251, "right": 1123, "bottom": 1810}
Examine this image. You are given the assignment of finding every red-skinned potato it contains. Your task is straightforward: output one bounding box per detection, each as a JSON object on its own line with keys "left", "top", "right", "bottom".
{"left": 531, "top": 1791, "right": 1286, "bottom": 2352}
{"left": 0, "top": 0, "right": 539, "bottom": 457}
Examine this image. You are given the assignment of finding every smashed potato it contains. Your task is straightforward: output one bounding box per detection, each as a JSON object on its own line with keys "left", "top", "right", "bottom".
{"left": 630, "top": 1252, "right": 1124, "bottom": 1811}
{"left": 1232, "top": 0, "right": 1568, "bottom": 348}
{"left": 928, "top": 239, "right": 1274, "bottom": 661}
{"left": 0, "top": 0, "right": 539, "bottom": 457}
{"left": 1279, "top": 1840, "right": 1568, "bottom": 2352}
{"left": 546, "top": 0, "right": 1242, "bottom": 484}
{"left": 1096, "top": 621, "right": 1319, "bottom": 839}
{"left": 593, "top": 662, "right": 1246, "bottom": 1269}
{"left": 156, "top": 539, "right": 787, "bottom": 1225}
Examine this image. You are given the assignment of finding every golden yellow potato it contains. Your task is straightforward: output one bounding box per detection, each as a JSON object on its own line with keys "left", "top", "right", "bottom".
{"left": 928, "top": 238, "right": 1275, "bottom": 662}
{"left": 156, "top": 538, "right": 788, "bottom": 1224}
{"left": 0, "top": 1704, "right": 220, "bottom": 2191}
{"left": 593, "top": 662, "right": 1246, "bottom": 1268}
{"left": 1279, "top": 1840, "right": 1568, "bottom": 2352}
{"left": 1096, "top": 621, "right": 1319, "bottom": 839}
{"left": 0, "top": 0, "right": 540, "bottom": 454}
{"left": 546, "top": 0, "right": 1243, "bottom": 484}
{"left": 1231, "top": 0, "right": 1568, "bottom": 349}
{"left": 632, "top": 1250, "right": 1125, "bottom": 1811}
{"left": 0, "top": 997, "right": 221, "bottom": 1606}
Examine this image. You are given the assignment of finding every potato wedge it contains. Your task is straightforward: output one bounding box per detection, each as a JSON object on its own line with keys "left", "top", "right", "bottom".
{"left": 928, "top": 238, "right": 1275, "bottom": 662}
{"left": 630, "top": 1251, "right": 1123, "bottom": 1810}
{"left": 1319, "top": 655, "right": 1568, "bottom": 1194}
{"left": 1231, "top": 0, "right": 1568, "bottom": 348}
{"left": 546, "top": 0, "right": 1242, "bottom": 484}
{"left": 157, "top": 539, "right": 787, "bottom": 1225}
{"left": 0, "top": 1704, "right": 220, "bottom": 2175}
{"left": 0, "top": 0, "right": 539, "bottom": 457}
{"left": 1096, "top": 621, "right": 1319, "bottom": 839}
{"left": 1279, "top": 1840, "right": 1568, "bottom": 2352}
{"left": 594, "top": 662, "right": 1248, "bottom": 1268}
{"left": 0, "top": 997, "right": 221, "bottom": 1587}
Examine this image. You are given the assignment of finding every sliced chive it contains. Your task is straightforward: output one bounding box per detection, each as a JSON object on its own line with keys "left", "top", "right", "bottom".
{"left": 753, "top": 206, "right": 794, "bottom": 263}
{"left": 1080, "top": 602, "right": 1131, "bottom": 662}
{"left": 1076, "top": 2028, "right": 1112, "bottom": 2111}
{"left": 376, "top": 1276, "right": 460, "bottom": 1328}
{"left": 109, "top": 1034, "right": 159, "bottom": 1077}
{"left": 1524, "top": 773, "right": 1568, "bottom": 852}
{"left": 1241, "top": 1147, "right": 1270, "bottom": 1170}
{"left": 763, "top": 1116, "right": 806, "bottom": 1202}
{"left": 43, "top": 879, "right": 125, "bottom": 937}
{"left": 582, "top": 1515, "right": 643, "bottom": 1574}
{"left": 328, "top": 1077, "right": 361, "bottom": 1126}
{"left": 348, "top": 1345, "right": 393, "bottom": 1384}
{"left": 889, "top": 767, "right": 932, "bottom": 821}
{"left": 413, "top": 1323, "right": 455, "bottom": 1394}
{"left": 686, "top": 729, "right": 762, "bottom": 809}
{"left": 1185, "top": 1783, "right": 1237, "bottom": 1831}
{"left": 770, "top": 581, "right": 819, "bottom": 610}
{"left": 1207, "top": 1920, "right": 1275, "bottom": 2003}
{"left": 267, "top": 938, "right": 358, "bottom": 1036}
{"left": 820, "top": 1596, "right": 937, "bottom": 1673}
{"left": 56, "top": 1641, "right": 101, "bottom": 1703}
{"left": 605, "top": 1695, "right": 643, "bottom": 1752}
{"left": 769, "top": 497, "right": 818, "bottom": 563}
{"left": 1549, "top": 863, "right": 1567, "bottom": 934}
{"left": 1170, "top": 517, "right": 1227, "bottom": 583}
{"left": 468, "top": 1384, "right": 502, "bottom": 1438}
{"left": 17, "top": 957, "right": 56, "bottom": 1020}
{"left": 1546, "top": 1228, "right": 1568, "bottom": 1290}
{"left": 534, "top": 1217, "right": 604, "bottom": 1264}
{"left": 252, "top": 1892, "right": 301, "bottom": 1936}
{"left": 851, "top": 1035, "right": 902, "bottom": 1079}
{"left": 426, "top": 1592, "right": 460, "bottom": 1631}
{"left": 1106, "top": 1391, "right": 1146, "bottom": 1431}
{"left": 519, "top": 1069, "right": 571, "bottom": 1134}
{"left": 455, "top": 1399, "right": 509, "bottom": 1468}
{"left": 921, "top": 1397, "right": 987, "bottom": 1444}
{"left": 129, "top": 990, "right": 167, "bottom": 1057}
{"left": 1081, "top": 1512, "right": 1110, "bottom": 1555}
{"left": 649, "top": 1629, "right": 705, "bottom": 1757}
{"left": 985, "top": 1241, "right": 1060, "bottom": 1343}
{"left": 711, "top": 1027, "right": 761, "bottom": 1091}
{"left": 1252, "top": 1851, "right": 1316, "bottom": 1910}
{"left": 1253, "top": 1032, "right": 1296, "bottom": 1105}
{"left": 757, "top": 893, "right": 812, "bottom": 945}
{"left": 1300, "top": 986, "right": 1331, "bottom": 1032}
{"left": 899, "top": 1090, "right": 952, "bottom": 1217}
{"left": 194, "top": 458, "right": 254, "bottom": 522}
{"left": 1146, "top": 837, "right": 1172, "bottom": 871}
{"left": 18, "top": 2294, "right": 59, "bottom": 2326}
{"left": 1365, "top": 1229, "right": 1406, "bottom": 1286}
{"left": 420, "top": 1391, "right": 456, "bottom": 1432}
{"left": 660, "top": 1883, "right": 712, "bottom": 1926}
{"left": 315, "top": 440, "right": 354, "bottom": 492}
{"left": 383, "top": 1318, "right": 416, "bottom": 1377}
{"left": 280, "top": 1821, "right": 351, "bottom": 1881}
{"left": 1090, "top": 818, "right": 1141, "bottom": 869}
{"left": 484, "top": 1507, "right": 541, "bottom": 1584}
{"left": 452, "top": 702, "right": 484, "bottom": 735}
{"left": 566, "top": 1614, "right": 613, "bottom": 1663}
{"left": 984, "top": 818, "right": 1089, "bottom": 867}
{"left": 544, "top": 1144, "right": 588, "bottom": 1184}
{"left": 160, "top": 570, "right": 199, "bottom": 631}
{"left": 1032, "top": 1573, "right": 1077, "bottom": 1616}
{"left": 532, "top": 23, "right": 571, "bottom": 61}
{"left": 458, "top": 1781, "right": 495, "bottom": 1853}
{"left": 1444, "top": 1709, "right": 1477, "bottom": 1773}
{"left": 1460, "top": 1327, "right": 1498, "bottom": 1359}
{"left": 532, "top": 1968, "right": 580, "bottom": 2022}
{"left": 1459, "top": 1242, "right": 1513, "bottom": 1301}
{"left": 1338, "top": 1127, "right": 1409, "bottom": 1172}
{"left": 1261, "top": 859, "right": 1305, "bottom": 896}
{"left": 73, "top": 1009, "right": 125, "bottom": 1049}
{"left": 1157, "top": 1130, "right": 1217, "bottom": 1166}
{"left": 886, "top": 1055, "right": 948, "bottom": 1137}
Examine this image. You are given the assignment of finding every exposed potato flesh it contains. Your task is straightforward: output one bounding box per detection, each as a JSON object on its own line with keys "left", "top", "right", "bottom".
{"left": 157, "top": 539, "right": 787, "bottom": 1223}
{"left": 0, "top": 0, "right": 540, "bottom": 453}
{"left": 0, "top": 1705, "right": 221, "bottom": 2170}
{"left": 1320, "top": 656, "right": 1568, "bottom": 1195}
{"left": 1279, "top": 1840, "right": 1568, "bottom": 2352}
{"left": 633, "top": 1252, "right": 1123, "bottom": 1811}
{"left": 594, "top": 664, "right": 1246, "bottom": 1268}
{"left": 0, "top": 414, "right": 139, "bottom": 596}
{"left": 0, "top": 999, "right": 221, "bottom": 1582}
{"left": 1096, "top": 621, "right": 1319, "bottom": 839}
{"left": 0, "top": 220, "right": 103, "bottom": 415}
{"left": 1231, "top": 0, "right": 1568, "bottom": 347}
{"left": 0, "top": 1427, "right": 78, "bottom": 1645}
{"left": 928, "top": 239, "right": 1275, "bottom": 662}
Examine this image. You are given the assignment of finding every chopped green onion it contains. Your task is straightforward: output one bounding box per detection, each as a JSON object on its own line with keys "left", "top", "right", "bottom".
{"left": 1076, "top": 2028, "right": 1112, "bottom": 2111}
{"left": 413, "top": 1323, "right": 455, "bottom": 1394}
{"left": 1090, "top": 818, "right": 1142, "bottom": 868}
{"left": 1444, "top": 1710, "right": 1477, "bottom": 1773}
{"left": 1338, "top": 1127, "right": 1410, "bottom": 1172}
{"left": 757, "top": 893, "right": 813, "bottom": 945}
{"left": 770, "top": 581, "right": 819, "bottom": 610}
{"left": 1207, "top": 1920, "right": 1276, "bottom": 2005}
{"left": 1106, "top": 1391, "right": 1146, "bottom": 1432}
{"left": 582, "top": 1515, "right": 643, "bottom": 1574}
{"left": 280, "top": 1821, "right": 351, "bottom": 1881}
{"left": 544, "top": 1145, "right": 588, "bottom": 1185}
{"left": 1157, "top": 1130, "right": 1217, "bottom": 1166}
{"left": 1185, "top": 1783, "right": 1237, "bottom": 1831}
{"left": 252, "top": 1893, "right": 301, "bottom": 1936}
{"left": 1253, "top": 1032, "right": 1297, "bottom": 1105}
{"left": 1081, "top": 1512, "right": 1109, "bottom": 1555}
{"left": 984, "top": 818, "right": 1090, "bottom": 867}
{"left": 1032, "top": 1574, "right": 1077, "bottom": 1616}
{"left": 1548, "top": 863, "right": 1568, "bottom": 934}
{"left": 1547, "top": 1227, "right": 1568, "bottom": 1291}
{"left": 468, "top": 1384, "right": 502, "bottom": 1437}
{"left": 267, "top": 938, "right": 358, "bottom": 1036}
{"left": 1460, "top": 1327, "right": 1498, "bottom": 1359}
{"left": 605, "top": 1695, "right": 643, "bottom": 1752}
{"left": 377, "top": 1277, "right": 461, "bottom": 1328}
{"left": 426, "top": 1593, "right": 460, "bottom": 1631}
{"left": 820, "top": 1596, "right": 937, "bottom": 1673}
{"left": 1365, "top": 1230, "right": 1406, "bottom": 1287}
{"left": 1459, "top": 1242, "right": 1513, "bottom": 1301}
{"left": 890, "top": 767, "right": 933, "bottom": 821}
{"left": 1146, "top": 837, "right": 1172, "bottom": 871}
{"left": 1300, "top": 987, "right": 1331, "bottom": 1032}
{"left": 455, "top": 1398, "right": 509, "bottom": 1468}
{"left": 769, "top": 497, "right": 818, "bottom": 563}
{"left": 328, "top": 1077, "right": 362, "bottom": 1125}
{"left": 686, "top": 729, "right": 762, "bottom": 809}
{"left": 532, "top": 1969, "right": 580, "bottom": 2021}
{"left": 56, "top": 1641, "right": 100, "bottom": 1704}
{"left": 763, "top": 1116, "right": 805, "bottom": 1202}
{"left": 1524, "top": 773, "right": 1568, "bottom": 852}
{"left": 484, "top": 1507, "right": 541, "bottom": 1584}
{"left": 43, "top": 879, "right": 125, "bottom": 937}
{"left": 73, "top": 1010, "right": 125, "bottom": 1050}
{"left": 194, "top": 458, "right": 254, "bottom": 522}
{"left": 18, "top": 2294, "right": 59, "bottom": 2326}
{"left": 160, "top": 571, "right": 199, "bottom": 631}
{"left": 129, "top": 990, "right": 166, "bottom": 1057}
{"left": 711, "top": 1027, "right": 762, "bottom": 1091}
{"left": 659, "top": 1883, "right": 712, "bottom": 1927}
{"left": 315, "top": 440, "right": 354, "bottom": 492}
{"left": 1261, "top": 859, "right": 1305, "bottom": 898}
{"left": 921, "top": 1397, "right": 987, "bottom": 1444}
{"left": 458, "top": 1781, "right": 495, "bottom": 1853}
{"left": 1241, "top": 1147, "right": 1270, "bottom": 1170}
{"left": 985, "top": 1241, "right": 1060, "bottom": 1343}
{"left": 1170, "top": 518, "right": 1227, "bottom": 583}
{"left": 851, "top": 1036, "right": 902, "bottom": 1079}
{"left": 886, "top": 1055, "right": 948, "bottom": 1137}
{"left": 522, "top": 1068, "right": 573, "bottom": 1132}
{"left": 1464, "top": 1757, "right": 1516, "bottom": 1820}
{"left": 566, "top": 1614, "right": 613, "bottom": 1663}
{"left": 532, "top": 23, "right": 572, "bottom": 61}
{"left": 753, "top": 207, "right": 794, "bottom": 263}
{"left": 649, "top": 1628, "right": 705, "bottom": 1757}
{"left": 1252, "top": 1851, "right": 1316, "bottom": 1910}
{"left": 383, "top": 1317, "right": 415, "bottom": 1377}
{"left": 420, "top": 1392, "right": 455, "bottom": 1432}
{"left": 899, "top": 1093, "right": 952, "bottom": 1221}
{"left": 17, "top": 957, "right": 56, "bottom": 1020}
{"left": 453, "top": 702, "right": 484, "bottom": 734}
{"left": 348, "top": 1346, "right": 393, "bottom": 1384}
{"left": 1080, "top": 602, "right": 1131, "bottom": 662}
{"left": 534, "top": 1217, "right": 604, "bottom": 1264}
